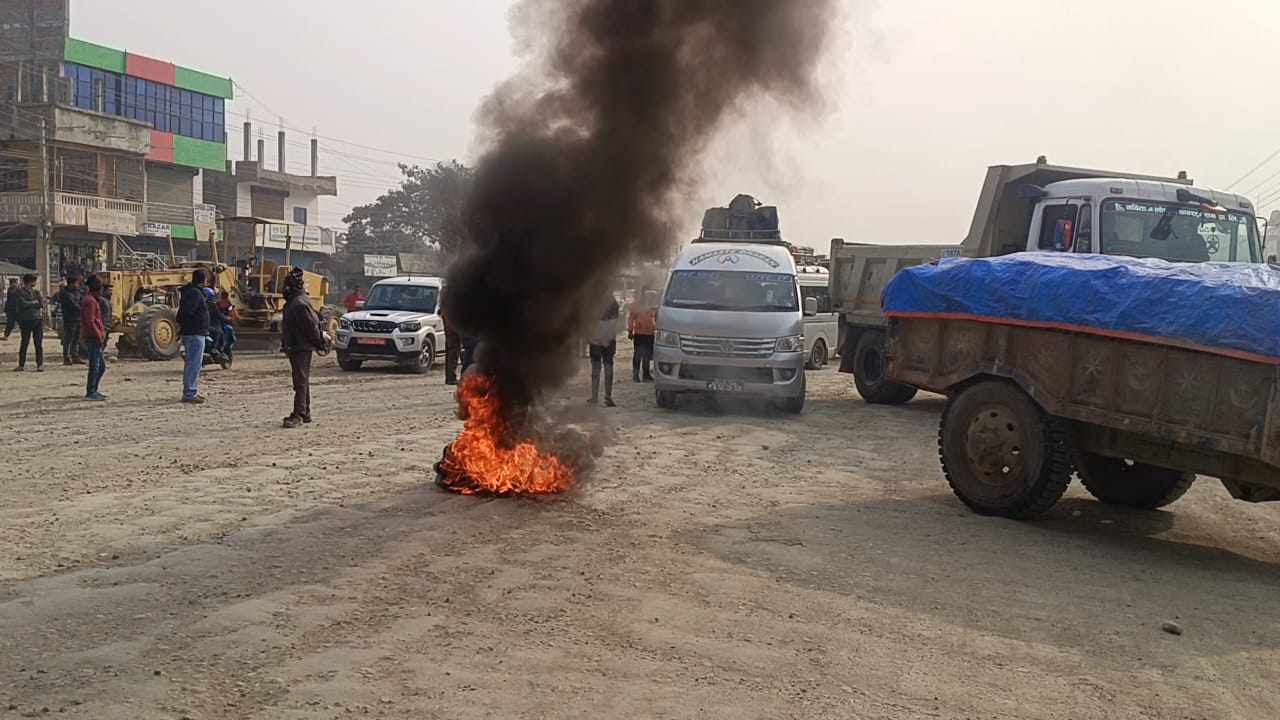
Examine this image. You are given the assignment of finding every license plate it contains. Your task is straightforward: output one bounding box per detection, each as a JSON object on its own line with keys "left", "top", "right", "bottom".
{"left": 354, "top": 338, "right": 389, "bottom": 346}
{"left": 707, "top": 379, "right": 744, "bottom": 392}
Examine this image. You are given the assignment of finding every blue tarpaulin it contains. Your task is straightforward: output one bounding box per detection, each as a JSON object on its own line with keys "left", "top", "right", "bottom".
{"left": 882, "top": 252, "right": 1280, "bottom": 363}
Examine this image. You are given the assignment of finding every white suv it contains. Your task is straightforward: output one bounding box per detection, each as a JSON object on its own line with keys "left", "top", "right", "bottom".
{"left": 335, "top": 276, "right": 446, "bottom": 373}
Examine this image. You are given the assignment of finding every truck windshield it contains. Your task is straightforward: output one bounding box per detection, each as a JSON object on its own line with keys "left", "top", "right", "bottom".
{"left": 663, "top": 270, "right": 798, "bottom": 312}
{"left": 364, "top": 284, "right": 439, "bottom": 313}
{"left": 1100, "top": 200, "right": 1259, "bottom": 263}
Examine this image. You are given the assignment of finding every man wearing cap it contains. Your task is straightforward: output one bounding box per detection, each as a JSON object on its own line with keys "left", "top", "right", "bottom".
{"left": 176, "top": 268, "right": 210, "bottom": 403}
{"left": 281, "top": 268, "right": 330, "bottom": 427}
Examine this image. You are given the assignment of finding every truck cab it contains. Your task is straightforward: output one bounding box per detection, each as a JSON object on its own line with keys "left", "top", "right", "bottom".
{"left": 1023, "top": 178, "right": 1261, "bottom": 263}
{"left": 830, "top": 158, "right": 1266, "bottom": 406}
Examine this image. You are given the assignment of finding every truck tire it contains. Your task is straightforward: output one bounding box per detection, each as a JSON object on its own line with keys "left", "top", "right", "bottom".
{"left": 337, "top": 352, "right": 362, "bottom": 371}
{"left": 939, "top": 379, "right": 1073, "bottom": 519}
{"left": 806, "top": 338, "right": 828, "bottom": 370}
{"left": 1076, "top": 453, "right": 1196, "bottom": 509}
{"left": 852, "top": 331, "right": 917, "bottom": 404}
{"left": 135, "top": 306, "right": 181, "bottom": 360}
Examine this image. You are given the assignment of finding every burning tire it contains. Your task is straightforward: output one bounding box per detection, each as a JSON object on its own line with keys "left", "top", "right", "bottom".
{"left": 939, "top": 379, "right": 1072, "bottom": 519}
{"left": 852, "top": 331, "right": 916, "bottom": 405}
{"left": 1076, "top": 453, "right": 1195, "bottom": 509}
{"left": 135, "top": 305, "right": 181, "bottom": 361}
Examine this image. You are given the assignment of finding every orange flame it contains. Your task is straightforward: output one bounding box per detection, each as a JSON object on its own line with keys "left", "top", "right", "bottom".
{"left": 439, "top": 373, "right": 574, "bottom": 496}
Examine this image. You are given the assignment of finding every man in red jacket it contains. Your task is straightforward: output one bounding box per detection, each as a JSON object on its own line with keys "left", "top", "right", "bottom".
{"left": 80, "top": 275, "right": 107, "bottom": 401}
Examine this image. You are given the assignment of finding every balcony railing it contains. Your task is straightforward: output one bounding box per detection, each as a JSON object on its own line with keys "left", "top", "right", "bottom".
{"left": 55, "top": 191, "right": 144, "bottom": 216}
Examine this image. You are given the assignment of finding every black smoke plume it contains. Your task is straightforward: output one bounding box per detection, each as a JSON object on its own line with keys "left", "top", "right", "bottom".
{"left": 444, "top": 0, "right": 836, "bottom": 413}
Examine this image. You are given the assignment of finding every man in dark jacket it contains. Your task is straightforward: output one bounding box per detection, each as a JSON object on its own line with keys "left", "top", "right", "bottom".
{"left": 3, "top": 277, "right": 18, "bottom": 339}
{"left": 280, "top": 268, "right": 329, "bottom": 427}
{"left": 12, "top": 274, "right": 44, "bottom": 372}
{"left": 176, "top": 268, "right": 210, "bottom": 404}
{"left": 60, "top": 273, "right": 85, "bottom": 365}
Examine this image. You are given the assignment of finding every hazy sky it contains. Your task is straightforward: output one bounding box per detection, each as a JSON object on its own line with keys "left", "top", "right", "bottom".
{"left": 72, "top": 0, "right": 1280, "bottom": 250}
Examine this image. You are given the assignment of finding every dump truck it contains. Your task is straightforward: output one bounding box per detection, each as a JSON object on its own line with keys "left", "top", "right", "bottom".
{"left": 830, "top": 157, "right": 1264, "bottom": 404}
{"left": 881, "top": 253, "right": 1280, "bottom": 518}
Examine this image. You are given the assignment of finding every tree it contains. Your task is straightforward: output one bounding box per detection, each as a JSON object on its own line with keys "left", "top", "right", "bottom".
{"left": 340, "top": 160, "right": 474, "bottom": 259}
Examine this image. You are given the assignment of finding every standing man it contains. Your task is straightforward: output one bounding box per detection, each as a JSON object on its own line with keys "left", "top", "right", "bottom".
{"left": 342, "top": 284, "right": 366, "bottom": 313}
{"left": 3, "top": 277, "right": 18, "bottom": 340}
{"left": 60, "top": 273, "right": 85, "bottom": 365}
{"left": 443, "top": 311, "right": 461, "bottom": 385}
{"left": 628, "top": 289, "right": 658, "bottom": 382}
{"left": 281, "top": 268, "right": 330, "bottom": 428}
{"left": 587, "top": 295, "right": 620, "bottom": 407}
{"left": 80, "top": 275, "right": 107, "bottom": 401}
{"left": 176, "top": 268, "right": 210, "bottom": 404}
{"left": 12, "top": 274, "right": 44, "bottom": 372}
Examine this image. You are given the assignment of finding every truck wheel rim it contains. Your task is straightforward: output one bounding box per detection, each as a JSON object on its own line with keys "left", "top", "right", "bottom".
{"left": 964, "top": 405, "right": 1026, "bottom": 485}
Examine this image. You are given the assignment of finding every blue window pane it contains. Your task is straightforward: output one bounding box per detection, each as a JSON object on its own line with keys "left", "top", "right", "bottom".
{"left": 179, "top": 118, "right": 191, "bottom": 135}
{"left": 192, "top": 120, "right": 203, "bottom": 138}
{"left": 202, "top": 110, "right": 212, "bottom": 123}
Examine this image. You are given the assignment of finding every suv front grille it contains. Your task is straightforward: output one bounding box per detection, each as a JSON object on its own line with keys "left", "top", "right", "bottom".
{"left": 680, "top": 335, "right": 774, "bottom": 359}
{"left": 353, "top": 320, "right": 397, "bottom": 333}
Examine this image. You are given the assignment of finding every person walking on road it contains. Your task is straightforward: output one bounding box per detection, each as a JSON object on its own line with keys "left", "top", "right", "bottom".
{"left": 177, "top": 268, "right": 210, "bottom": 404}
{"left": 628, "top": 289, "right": 658, "bottom": 382}
{"left": 81, "top": 275, "right": 107, "bottom": 401}
{"left": 3, "top": 277, "right": 18, "bottom": 340}
{"left": 12, "top": 274, "right": 44, "bottom": 372}
{"left": 281, "top": 268, "right": 330, "bottom": 428}
{"left": 59, "top": 273, "right": 85, "bottom": 365}
{"left": 588, "top": 295, "right": 620, "bottom": 407}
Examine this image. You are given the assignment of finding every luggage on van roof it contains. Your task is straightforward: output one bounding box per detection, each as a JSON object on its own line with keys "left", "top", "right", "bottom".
{"left": 699, "top": 194, "right": 781, "bottom": 242}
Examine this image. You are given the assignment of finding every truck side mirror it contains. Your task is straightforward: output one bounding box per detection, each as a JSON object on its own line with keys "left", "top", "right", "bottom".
{"left": 804, "top": 297, "right": 818, "bottom": 316}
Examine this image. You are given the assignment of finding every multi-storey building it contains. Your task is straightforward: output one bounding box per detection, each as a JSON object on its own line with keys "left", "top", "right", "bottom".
{"left": 0, "top": 0, "right": 339, "bottom": 290}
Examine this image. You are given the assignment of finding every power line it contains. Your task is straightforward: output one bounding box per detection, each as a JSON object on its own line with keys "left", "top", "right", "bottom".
{"left": 1226, "top": 145, "right": 1280, "bottom": 191}
{"left": 225, "top": 93, "right": 441, "bottom": 164}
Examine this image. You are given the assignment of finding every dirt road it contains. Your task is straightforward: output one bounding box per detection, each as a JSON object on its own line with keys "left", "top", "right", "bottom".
{"left": 1, "top": 350, "right": 1278, "bottom": 719}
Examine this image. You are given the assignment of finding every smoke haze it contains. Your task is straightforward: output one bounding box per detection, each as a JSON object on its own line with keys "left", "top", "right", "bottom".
{"left": 443, "top": 0, "right": 837, "bottom": 412}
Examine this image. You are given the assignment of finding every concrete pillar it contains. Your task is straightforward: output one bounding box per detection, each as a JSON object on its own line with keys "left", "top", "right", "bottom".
{"left": 277, "top": 131, "right": 286, "bottom": 173}
{"left": 310, "top": 138, "right": 318, "bottom": 177}
{"left": 243, "top": 121, "right": 252, "bottom": 161}
{"left": 256, "top": 138, "right": 264, "bottom": 164}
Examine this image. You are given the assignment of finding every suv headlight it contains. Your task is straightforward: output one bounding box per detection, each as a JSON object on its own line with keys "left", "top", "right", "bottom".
{"left": 775, "top": 335, "right": 804, "bottom": 353}
{"left": 398, "top": 321, "right": 422, "bottom": 332}
{"left": 656, "top": 330, "right": 680, "bottom": 347}
{"left": 338, "top": 317, "right": 351, "bottom": 330}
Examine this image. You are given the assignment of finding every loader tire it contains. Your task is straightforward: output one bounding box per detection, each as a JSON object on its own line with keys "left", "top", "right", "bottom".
{"left": 1076, "top": 453, "right": 1195, "bottom": 510}
{"left": 939, "top": 379, "right": 1072, "bottom": 519}
{"left": 852, "top": 330, "right": 917, "bottom": 404}
{"left": 135, "top": 306, "right": 181, "bottom": 361}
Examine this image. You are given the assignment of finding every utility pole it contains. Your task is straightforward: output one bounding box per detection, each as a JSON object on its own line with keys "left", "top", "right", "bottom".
{"left": 36, "top": 115, "right": 50, "bottom": 294}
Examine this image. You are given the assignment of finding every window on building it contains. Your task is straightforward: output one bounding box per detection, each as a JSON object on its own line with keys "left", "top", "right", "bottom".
{"left": 63, "top": 62, "right": 226, "bottom": 144}
{"left": 0, "top": 158, "right": 28, "bottom": 192}
{"left": 293, "top": 207, "right": 308, "bottom": 225}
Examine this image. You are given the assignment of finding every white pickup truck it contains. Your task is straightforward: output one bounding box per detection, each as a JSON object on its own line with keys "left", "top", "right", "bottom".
{"left": 830, "top": 157, "right": 1265, "bottom": 404}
